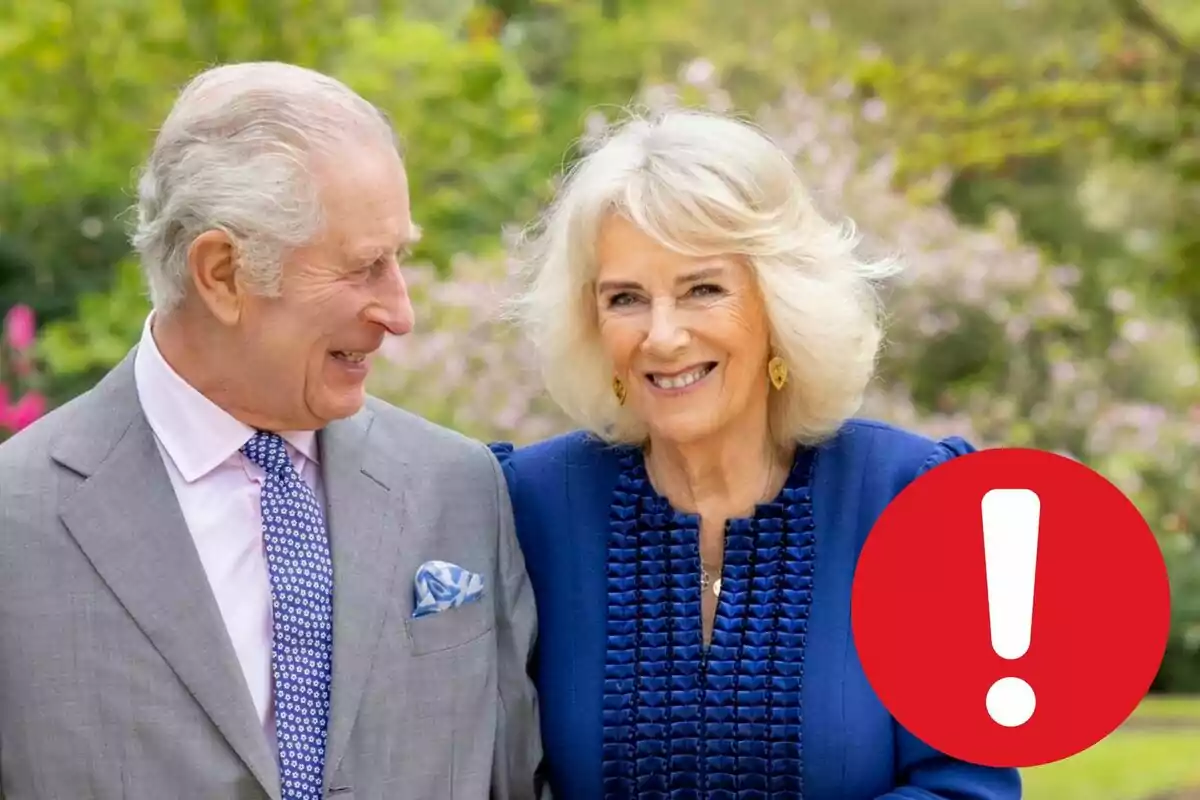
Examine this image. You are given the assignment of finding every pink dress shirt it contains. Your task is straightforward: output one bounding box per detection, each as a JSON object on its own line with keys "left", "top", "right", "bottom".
{"left": 133, "top": 314, "right": 325, "bottom": 751}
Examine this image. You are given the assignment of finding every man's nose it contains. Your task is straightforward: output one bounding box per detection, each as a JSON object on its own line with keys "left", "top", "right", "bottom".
{"left": 364, "top": 263, "right": 415, "bottom": 336}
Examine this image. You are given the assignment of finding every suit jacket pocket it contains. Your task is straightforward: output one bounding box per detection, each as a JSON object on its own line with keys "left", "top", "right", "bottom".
{"left": 406, "top": 597, "right": 494, "bottom": 656}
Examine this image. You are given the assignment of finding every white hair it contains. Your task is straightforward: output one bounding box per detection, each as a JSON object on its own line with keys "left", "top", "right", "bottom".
{"left": 509, "top": 107, "right": 901, "bottom": 447}
{"left": 131, "top": 61, "right": 397, "bottom": 312}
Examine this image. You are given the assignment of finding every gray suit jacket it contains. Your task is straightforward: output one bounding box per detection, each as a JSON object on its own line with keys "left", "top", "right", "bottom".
{"left": 0, "top": 351, "right": 544, "bottom": 799}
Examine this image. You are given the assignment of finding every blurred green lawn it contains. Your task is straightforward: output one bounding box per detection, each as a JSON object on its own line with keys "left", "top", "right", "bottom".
{"left": 1021, "top": 696, "right": 1200, "bottom": 800}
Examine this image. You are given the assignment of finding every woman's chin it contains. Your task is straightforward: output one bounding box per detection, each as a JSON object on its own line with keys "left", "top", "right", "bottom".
{"left": 645, "top": 409, "right": 728, "bottom": 447}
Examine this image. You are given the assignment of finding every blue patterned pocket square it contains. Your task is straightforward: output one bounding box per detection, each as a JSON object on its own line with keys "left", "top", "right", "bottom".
{"left": 412, "top": 560, "right": 485, "bottom": 618}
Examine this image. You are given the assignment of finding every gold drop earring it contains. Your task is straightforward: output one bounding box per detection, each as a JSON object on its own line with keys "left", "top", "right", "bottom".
{"left": 768, "top": 356, "right": 788, "bottom": 391}
{"left": 612, "top": 376, "right": 627, "bottom": 405}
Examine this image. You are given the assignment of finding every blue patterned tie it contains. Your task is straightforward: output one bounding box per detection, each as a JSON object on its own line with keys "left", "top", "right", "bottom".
{"left": 241, "top": 431, "right": 334, "bottom": 800}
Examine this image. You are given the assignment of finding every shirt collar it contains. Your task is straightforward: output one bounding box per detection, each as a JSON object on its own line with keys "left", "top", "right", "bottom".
{"left": 133, "top": 313, "right": 319, "bottom": 483}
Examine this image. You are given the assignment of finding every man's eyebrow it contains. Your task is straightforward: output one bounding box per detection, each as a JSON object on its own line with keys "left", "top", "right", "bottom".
{"left": 355, "top": 234, "right": 420, "bottom": 263}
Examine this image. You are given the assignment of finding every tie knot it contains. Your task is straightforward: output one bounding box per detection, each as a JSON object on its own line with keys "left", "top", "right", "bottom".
{"left": 240, "top": 430, "right": 293, "bottom": 476}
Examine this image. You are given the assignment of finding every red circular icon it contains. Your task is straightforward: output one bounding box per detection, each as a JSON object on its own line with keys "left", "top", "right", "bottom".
{"left": 851, "top": 447, "right": 1171, "bottom": 769}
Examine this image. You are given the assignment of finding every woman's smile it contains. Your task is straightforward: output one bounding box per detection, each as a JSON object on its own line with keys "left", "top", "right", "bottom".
{"left": 644, "top": 361, "right": 718, "bottom": 395}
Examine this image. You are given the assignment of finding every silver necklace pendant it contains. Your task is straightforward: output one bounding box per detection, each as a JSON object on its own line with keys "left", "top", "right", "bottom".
{"left": 700, "top": 568, "right": 722, "bottom": 597}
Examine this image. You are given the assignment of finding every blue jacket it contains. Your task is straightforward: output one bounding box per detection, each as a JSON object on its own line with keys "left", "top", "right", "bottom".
{"left": 490, "top": 418, "right": 1021, "bottom": 799}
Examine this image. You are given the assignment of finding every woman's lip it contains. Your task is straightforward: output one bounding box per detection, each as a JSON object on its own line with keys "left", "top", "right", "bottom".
{"left": 644, "top": 363, "right": 717, "bottom": 394}
{"left": 644, "top": 361, "right": 718, "bottom": 379}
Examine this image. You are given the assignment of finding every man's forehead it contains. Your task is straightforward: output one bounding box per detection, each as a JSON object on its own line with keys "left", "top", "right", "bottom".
{"left": 312, "top": 146, "right": 413, "bottom": 248}
{"left": 346, "top": 221, "right": 421, "bottom": 256}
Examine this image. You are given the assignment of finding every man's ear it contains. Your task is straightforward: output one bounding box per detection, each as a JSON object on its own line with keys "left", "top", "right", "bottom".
{"left": 187, "top": 229, "right": 244, "bottom": 325}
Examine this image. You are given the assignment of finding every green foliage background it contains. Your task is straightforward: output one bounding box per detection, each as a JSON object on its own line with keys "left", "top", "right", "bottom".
{"left": 2, "top": 1, "right": 1199, "bottom": 791}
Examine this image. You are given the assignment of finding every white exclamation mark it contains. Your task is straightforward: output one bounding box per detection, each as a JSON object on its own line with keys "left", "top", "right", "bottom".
{"left": 981, "top": 488, "right": 1040, "bottom": 727}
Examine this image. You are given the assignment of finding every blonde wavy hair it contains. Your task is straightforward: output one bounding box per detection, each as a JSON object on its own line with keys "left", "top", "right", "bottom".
{"left": 509, "top": 107, "right": 900, "bottom": 447}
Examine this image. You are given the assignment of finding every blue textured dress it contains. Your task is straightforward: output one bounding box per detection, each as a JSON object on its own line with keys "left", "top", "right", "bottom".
{"left": 490, "top": 418, "right": 1022, "bottom": 800}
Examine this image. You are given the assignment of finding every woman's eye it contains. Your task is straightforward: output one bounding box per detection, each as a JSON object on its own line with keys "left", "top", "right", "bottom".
{"left": 690, "top": 283, "right": 724, "bottom": 297}
{"left": 608, "top": 292, "right": 638, "bottom": 307}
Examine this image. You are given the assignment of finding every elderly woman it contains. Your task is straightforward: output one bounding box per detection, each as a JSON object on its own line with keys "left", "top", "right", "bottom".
{"left": 488, "top": 109, "right": 1020, "bottom": 799}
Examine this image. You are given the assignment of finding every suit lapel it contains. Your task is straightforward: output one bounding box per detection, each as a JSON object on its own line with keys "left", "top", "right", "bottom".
{"left": 53, "top": 354, "right": 282, "bottom": 799}
{"left": 318, "top": 406, "right": 407, "bottom": 785}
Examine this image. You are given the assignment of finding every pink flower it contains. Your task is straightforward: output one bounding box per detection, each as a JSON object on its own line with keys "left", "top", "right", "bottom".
{"left": 3, "top": 304, "right": 36, "bottom": 351}
{"left": 6, "top": 390, "right": 45, "bottom": 432}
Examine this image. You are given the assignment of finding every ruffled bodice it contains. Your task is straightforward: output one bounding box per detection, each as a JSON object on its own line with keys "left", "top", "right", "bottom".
{"left": 488, "top": 424, "right": 1023, "bottom": 800}
{"left": 602, "top": 445, "right": 818, "bottom": 799}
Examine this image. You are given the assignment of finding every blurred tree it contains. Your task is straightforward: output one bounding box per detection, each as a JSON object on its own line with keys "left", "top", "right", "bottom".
{"left": 824, "top": 0, "right": 1200, "bottom": 343}
{"left": 332, "top": 14, "right": 548, "bottom": 269}
{"left": 35, "top": 257, "right": 151, "bottom": 403}
{"left": 0, "top": 0, "right": 379, "bottom": 330}
{"left": 1, "top": 0, "right": 544, "bottom": 399}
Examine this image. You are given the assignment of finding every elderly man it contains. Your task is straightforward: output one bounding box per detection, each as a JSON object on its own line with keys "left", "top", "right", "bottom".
{"left": 0, "top": 62, "right": 543, "bottom": 799}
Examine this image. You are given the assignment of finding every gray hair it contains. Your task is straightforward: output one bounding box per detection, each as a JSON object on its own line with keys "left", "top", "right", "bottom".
{"left": 131, "top": 61, "right": 397, "bottom": 312}
{"left": 510, "top": 107, "right": 901, "bottom": 447}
